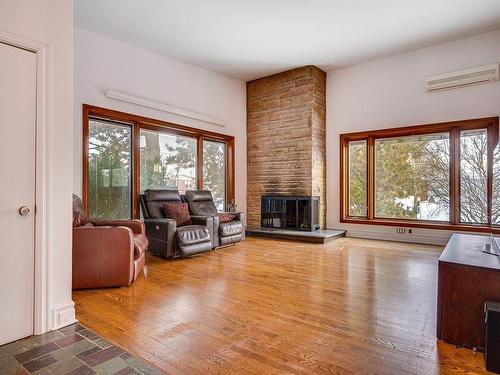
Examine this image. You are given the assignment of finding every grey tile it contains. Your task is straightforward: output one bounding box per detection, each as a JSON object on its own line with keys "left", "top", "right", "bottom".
{"left": 48, "top": 356, "right": 86, "bottom": 374}
{"left": 64, "top": 364, "right": 96, "bottom": 375}
{"left": 32, "top": 331, "right": 65, "bottom": 345}
{"left": 77, "top": 330, "right": 100, "bottom": 342}
{"left": 0, "top": 339, "right": 43, "bottom": 360}
{"left": 0, "top": 356, "right": 26, "bottom": 374}
{"left": 123, "top": 356, "right": 163, "bottom": 375}
{"left": 23, "top": 354, "right": 57, "bottom": 372}
{"left": 58, "top": 324, "right": 85, "bottom": 336}
{"left": 112, "top": 367, "right": 139, "bottom": 375}
{"left": 31, "top": 368, "right": 53, "bottom": 375}
{"left": 82, "top": 346, "right": 124, "bottom": 367}
{"left": 94, "top": 357, "right": 130, "bottom": 375}
{"left": 51, "top": 340, "right": 98, "bottom": 362}
{"left": 75, "top": 346, "right": 102, "bottom": 361}
{"left": 94, "top": 339, "right": 112, "bottom": 349}
{"left": 54, "top": 333, "right": 85, "bottom": 348}
{"left": 0, "top": 342, "right": 24, "bottom": 360}
{"left": 14, "top": 342, "right": 59, "bottom": 363}
{"left": 1, "top": 325, "right": 157, "bottom": 375}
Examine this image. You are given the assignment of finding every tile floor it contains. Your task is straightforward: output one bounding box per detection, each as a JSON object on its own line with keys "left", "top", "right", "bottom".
{"left": 0, "top": 323, "right": 163, "bottom": 375}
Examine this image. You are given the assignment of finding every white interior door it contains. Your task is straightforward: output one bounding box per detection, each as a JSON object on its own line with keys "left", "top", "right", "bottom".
{"left": 0, "top": 42, "right": 37, "bottom": 345}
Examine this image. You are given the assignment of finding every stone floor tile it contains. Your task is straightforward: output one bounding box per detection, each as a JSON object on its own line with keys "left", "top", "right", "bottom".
{"left": 31, "top": 368, "right": 53, "bottom": 375}
{"left": 14, "top": 342, "right": 59, "bottom": 364}
{"left": 22, "top": 354, "right": 57, "bottom": 372}
{"left": 0, "top": 356, "right": 26, "bottom": 374}
{"left": 81, "top": 346, "right": 124, "bottom": 367}
{"left": 58, "top": 324, "right": 85, "bottom": 336}
{"left": 93, "top": 357, "right": 130, "bottom": 375}
{"left": 47, "top": 356, "right": 86, "bottom": 374}
{"left": 124, "top": 356, "right": 163, "bottom": 375}
{"left": 32, "top": 331, "right": 65, "bottom": 346}
{"left": 94, "top": 339, "right": 112, "bottom": 349}
{"left": 51, "top": 340, "right": 98, "bottom": 362}
{"left": 2, "top": 324, "right": 157, "bottom": 375}
{"left": 112, "top": 367, "right": 138, "bottom": 375}
{"left": 77, "top": 330, "right": 100, "bottom": 342}
{"left": 54, "top": 333, "right": 84, "bottom": 348}
{"left": 75, "top": 346, "right": 102, "bottom": 361}
{"left": 64, "top": 364, "right": 96, "bottom": 375}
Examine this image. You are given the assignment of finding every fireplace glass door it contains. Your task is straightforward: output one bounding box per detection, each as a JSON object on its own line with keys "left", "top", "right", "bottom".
{"left": 285, "top": 199, "right": 297, "bottom": 229}
{"left": 298, "top": 199, "right": 311, "bottom": 230}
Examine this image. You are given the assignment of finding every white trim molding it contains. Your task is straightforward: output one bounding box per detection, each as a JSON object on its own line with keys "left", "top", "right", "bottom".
{"left": 51, "top": 301, "right": 77, "bottom": 330}
{"left": 0, "top": 29, "right": 75, "bottom": 335}
{"left": 105, "top": 89, "right": 227, "bottom": 127}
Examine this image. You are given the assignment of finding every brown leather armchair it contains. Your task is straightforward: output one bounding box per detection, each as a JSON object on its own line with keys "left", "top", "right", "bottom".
{"left": 72, "top": 194, "right": 148, "bottom": 289}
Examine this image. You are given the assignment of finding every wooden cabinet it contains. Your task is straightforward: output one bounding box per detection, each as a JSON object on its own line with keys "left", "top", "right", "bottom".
{"left": 437, "top": 234, "right": 500, "bottom": 348}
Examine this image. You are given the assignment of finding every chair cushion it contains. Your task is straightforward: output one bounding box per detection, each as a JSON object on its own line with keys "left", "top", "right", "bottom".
{"left": 185, "top": 190, "right": 218, "bottom": 216}
{"left": 143, "top": 189, "right": 181, "bottom": 218}
{"left": 145, "top": 189, "right": 181, "bottom": 202}
{"left": 176, "top": 225, "right": 210, "bottom": 245}
{"left": 133, "top": 234, "right": 148, "bottom": 259}
{"left": 219, "top": 221, "right": 242, "bottom": 237}
{"left": 163, "top": 202, "right": 192, "bottom": 227}
{"left": 217, "top": 212, "right": 236, "bottom": 223}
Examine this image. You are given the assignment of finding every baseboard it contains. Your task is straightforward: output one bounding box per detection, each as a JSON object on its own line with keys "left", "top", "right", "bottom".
{"left": 51, "top": 301, "right": 77, "bottom": 330}
{"left": 346, "top": 228, "right": 451, "bottom": 246}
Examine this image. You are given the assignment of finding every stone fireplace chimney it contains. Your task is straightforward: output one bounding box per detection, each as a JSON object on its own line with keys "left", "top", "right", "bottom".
{"left": 246, "top": 65, "right": 326, "bottom": 229}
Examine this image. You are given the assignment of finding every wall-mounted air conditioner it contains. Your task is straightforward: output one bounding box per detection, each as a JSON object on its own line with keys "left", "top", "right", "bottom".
{"left": 425, "top": 63, "right": 499, "bottom": 92}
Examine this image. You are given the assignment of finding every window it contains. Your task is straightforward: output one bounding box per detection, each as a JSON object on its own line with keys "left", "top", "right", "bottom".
{"left": 375, "top": 133, "right": 449, "bottom": 221}
{"left": 492, "top": 142, "right": 500, "bottom": 225}
{"left": 140, "top": 129, "right": 197, "bottom": 194}
{"left": 341, "top": 117, "right": 498, "bottom": 231}
{"left": 87, "top": 118, "right": 132, "bottom": 219}
{"left": 203, "top": 140, "right": 226, "bottom": 211}
{"left": 460, "top": 129, "right": 488, "bottom": 224}
{"left": 83, "top": 105, "right": 235, "bottom": 219}
{"left": 348, "top": 140, "right": 367, "bottom": 217}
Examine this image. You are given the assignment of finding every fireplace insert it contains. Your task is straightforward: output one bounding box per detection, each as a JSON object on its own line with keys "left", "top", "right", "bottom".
{"left": 261, "top": 196, "right": 320, "bottom": 231}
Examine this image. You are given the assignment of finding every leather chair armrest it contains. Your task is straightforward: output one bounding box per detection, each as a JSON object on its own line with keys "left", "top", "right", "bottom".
{"left": 90, "top": 219, "right": 145, "bottom": 235}
{"left": 144, "top": 218, "right": 177, "bottom": 258}
{"left": 72, "top": 226, "right": 134, "bottom": 289}
{"left": 225, "top": 212, "right": 245, "bottom": 223}
{"left": 225, "top": 212, "right": 245, "bottom": 240}
{"left": 190, "top": 215, "right": 214, "bottom": 247}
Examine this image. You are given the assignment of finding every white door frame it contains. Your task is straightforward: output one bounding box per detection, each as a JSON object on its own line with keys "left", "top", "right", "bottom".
{"left": 0, "top": 30, "right": 52, "bottom": 335}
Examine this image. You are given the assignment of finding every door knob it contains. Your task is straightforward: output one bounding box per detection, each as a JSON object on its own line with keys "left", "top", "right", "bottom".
{"left": 18, "top": 206, "right": 31, "bottom": 216}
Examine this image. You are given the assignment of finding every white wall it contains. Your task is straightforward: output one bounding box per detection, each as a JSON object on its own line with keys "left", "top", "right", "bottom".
{"left": 74, "top": 28, "right": 247, "bottom": 212}
{"left": 326, "top": 29, "right": 500, "bottom": 245}
{"left": 0, "top": 0, "right": 75, "bottom": 330}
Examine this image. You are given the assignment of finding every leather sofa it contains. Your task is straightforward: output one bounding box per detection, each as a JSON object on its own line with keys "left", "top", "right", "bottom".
{"left": 72, "top": 194, "right": 147, "bottom": 289}
{"left": 139, "top": 189, "right": 213, "bottom": 258}
{"left": 184, "top": 190, "right": 245, "bottom": 247}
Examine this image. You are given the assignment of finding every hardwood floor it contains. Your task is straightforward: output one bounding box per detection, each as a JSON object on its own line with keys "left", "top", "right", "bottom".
{"left": 73, "top": 237, "right": 491, "bottom": 375}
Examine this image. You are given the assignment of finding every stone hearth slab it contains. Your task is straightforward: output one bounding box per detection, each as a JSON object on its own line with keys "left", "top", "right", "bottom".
{"left": 246, "top": 228, "right": 345, "bottom": 244}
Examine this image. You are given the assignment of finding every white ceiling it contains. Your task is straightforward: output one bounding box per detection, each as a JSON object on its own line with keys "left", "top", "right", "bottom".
{"left": 74, "top": 0, "right": 500, "bottom": 81}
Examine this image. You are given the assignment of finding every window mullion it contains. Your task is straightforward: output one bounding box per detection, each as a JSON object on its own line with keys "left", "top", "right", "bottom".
{"left": 197, "top": 135, "right": 204, "bottom": 190}
{"left": 450, "top": 128, "right": 459, "bottom": 225}
{"left": 367, "top": 136, "right": 375, "bottom": 220}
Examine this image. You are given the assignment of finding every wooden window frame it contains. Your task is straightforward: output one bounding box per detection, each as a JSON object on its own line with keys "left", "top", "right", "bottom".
{"left": 340, "top": 117, "right": 499, "bottom": 233}
{"left": 82, "top": 104, "right": 235, "bottom": 219}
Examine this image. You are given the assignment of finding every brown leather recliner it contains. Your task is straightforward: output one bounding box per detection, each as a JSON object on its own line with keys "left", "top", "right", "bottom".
{"left": 72, "top": 194, "right": 148, "bottom": 289}
{"left": 184, "top": 190, "right": 245, "bottom": 247}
